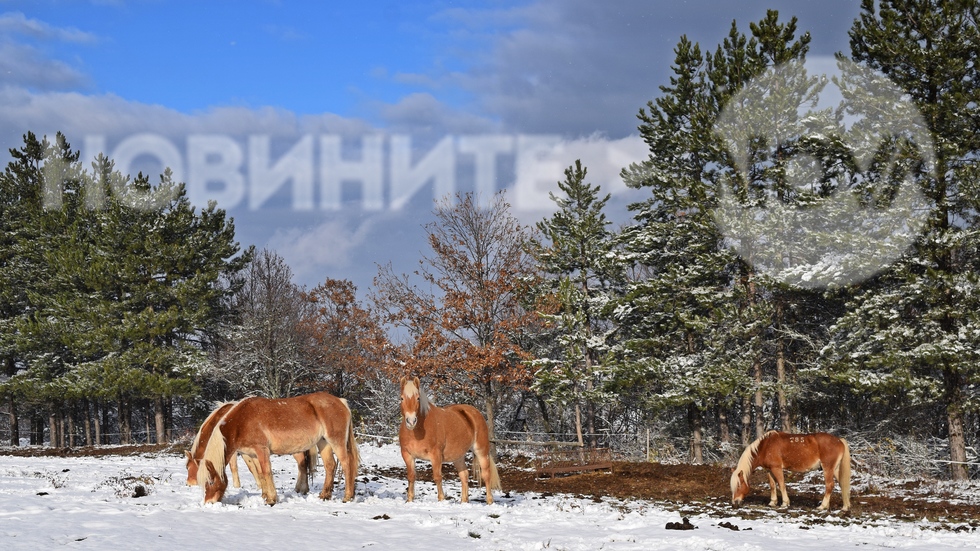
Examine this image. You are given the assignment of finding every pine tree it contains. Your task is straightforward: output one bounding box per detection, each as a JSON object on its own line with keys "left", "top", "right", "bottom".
{"left": 532, "top": 160, "right": 623, "bottom": 445}
{"left": 826, "top": 0, "right": 980, "bottom": 480}
{"left": 0, "top": 133, "right": 247, "bottom": 444}
{"left": 612, "top": 11, "right": 821, "bottom": 458}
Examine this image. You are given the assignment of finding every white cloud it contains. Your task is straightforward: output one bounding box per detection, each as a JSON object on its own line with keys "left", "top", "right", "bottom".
{"left": 0, "top": 41, "right": 89, "bottom": 90}
{"left": 0, "top": 11, "right": 99, "bottom": 43}
{"left": 267, "top": 216, "right": 377, "bottom": 282}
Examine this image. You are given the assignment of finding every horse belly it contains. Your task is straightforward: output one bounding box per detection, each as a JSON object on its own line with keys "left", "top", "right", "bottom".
{"left": 781, "top": 443, "right": 822, "bottom": 472}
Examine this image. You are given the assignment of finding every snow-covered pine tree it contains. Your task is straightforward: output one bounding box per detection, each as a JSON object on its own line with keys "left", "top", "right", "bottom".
{"left": 612, "top": 12, "right": 826, "bottom": 459}
{"left": 532, "top": 160, "right": 624, "bottom": 446}
{"left": 825, "top": 0, "right": 980, "bottom": 480}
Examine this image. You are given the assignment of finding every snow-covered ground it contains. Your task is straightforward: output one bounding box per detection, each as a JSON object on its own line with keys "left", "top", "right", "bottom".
{"left": 0, "top": 444, "right": 976, "bottom": 550}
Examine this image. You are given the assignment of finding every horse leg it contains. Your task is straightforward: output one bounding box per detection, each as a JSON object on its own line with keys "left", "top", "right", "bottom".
{"left": 255, "top": 449, "right": 277, "bottom": 505}
{"left": 819, "top": 466, "right": 834, "bottom": 510}
{"left": 294, "top": 452, "right": 310, "bottom": 494}
{"left": 767, "top": 472, "right": 778, "bottom": 507}
{"left": 454, "top": 458, "right": 469, "bottom": 503}
{"left": 432, "top": 453, "right": 446, "bottom": 501}
{"left": 331, "top": 440, "right": 355, "bottom": 502}
{"left": 230, "top": 452, "right": 242, "bottom": 488}
{"left": 401, "top": 449, "right": 416, "bottom": 502}
{"left": 241, "top": 453, "right": 261, "bottom": 490}
{"left": 318, "top": 443, "right": 337, "bottom": 500}
{"left": 770, "top": 468, "right": 789, "bottom": 509}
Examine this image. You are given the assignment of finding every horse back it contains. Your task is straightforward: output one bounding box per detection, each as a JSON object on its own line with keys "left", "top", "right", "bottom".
{"left": 758, "top": 431, "right": 844, "bottom": 472}
{"left": 222, "top": 393, "right": 350, "bottom": 454}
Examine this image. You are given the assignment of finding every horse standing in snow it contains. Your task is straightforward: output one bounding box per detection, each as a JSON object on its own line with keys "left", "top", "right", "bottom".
{"left": 398, "top": 376, "right": 501, "bottom": 504}
{"left": 731, "top": 430, "right": 851, "bottom": 512}
{"left": 197, "top": 393, "right": 360, "bottom": 505}
{"left": 184, "top": 400, "right": 315, "bottom": 495}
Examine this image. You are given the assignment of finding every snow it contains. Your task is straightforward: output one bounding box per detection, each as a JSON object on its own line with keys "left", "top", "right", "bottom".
{"left": 0, "top": 445, "right": 977, "bottom": 550}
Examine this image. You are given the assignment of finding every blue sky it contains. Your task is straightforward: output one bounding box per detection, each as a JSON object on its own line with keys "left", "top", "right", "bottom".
{"left": 0, "top": 0, "right": 864, "bottom": 292}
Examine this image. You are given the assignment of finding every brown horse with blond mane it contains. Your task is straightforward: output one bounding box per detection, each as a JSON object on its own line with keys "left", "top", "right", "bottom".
{"left": 731, "top": 430, "right": 851, "bottom": 512}
{"left": 185, "top": 401, "right": 316, "bottom": 495}
{"left": 398, "top": 376, "right": 501, "bottom": 504}
{"left": 198, "top": 392, "right": 360, "bottom": 505}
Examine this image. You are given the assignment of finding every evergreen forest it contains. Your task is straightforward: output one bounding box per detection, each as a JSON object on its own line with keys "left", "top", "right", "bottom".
{"left": 2, "top": 1, "right": 979, "bottom": 480}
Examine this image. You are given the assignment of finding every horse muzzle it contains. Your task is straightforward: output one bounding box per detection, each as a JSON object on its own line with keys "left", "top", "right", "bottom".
{"left": 404, "top": 415, "right": 417, "bottom": 430}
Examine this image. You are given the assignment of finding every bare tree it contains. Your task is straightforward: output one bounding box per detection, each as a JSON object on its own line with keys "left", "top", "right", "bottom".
{"left": 212, "top": 249, "right": 311, "bottom": 398}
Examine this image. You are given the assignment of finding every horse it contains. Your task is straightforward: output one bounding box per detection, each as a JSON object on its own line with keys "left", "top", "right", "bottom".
{"left": 184, "top": 400, "right": 316, "bottom": 495}
{"left": 398, "top": 376, "right": 501, "bottom": 504}
{"left": 197, "top": 392, "right": 360, "bottom": 505}
{"left": 731, "top": 430, "right": 851, "bottom": 512}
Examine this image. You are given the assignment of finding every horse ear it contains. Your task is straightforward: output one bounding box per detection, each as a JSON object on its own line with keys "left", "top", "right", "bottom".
{"left": 413, "top": 376, "right": 420, "bottom": 388}
{"left": 205, "top": 460, "right": 220, "bottom": 482}
{"left": 399, "top": 376, "right": 407, "bottom": 389}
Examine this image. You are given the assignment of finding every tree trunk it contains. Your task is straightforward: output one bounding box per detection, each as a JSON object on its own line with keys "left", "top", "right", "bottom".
{"left": 145, "top": 402, "right": 152, "bottom": 444}
{"left": 154, "top": 396, "right": 166, "bottom": 444}
{"left": 119, "top": 399, "right": 132, "bottom": 445}
{"left": 48, "top": 410, "right": 57, "bottom": 447}
{"left": 741, "top": 395, "right": 751, "bottom": 448}
{"left": 753, "top": 358, "right": 765, "bottom": 440}
{"left": 776, "top": 336, "right": 792, "bottom": 432}
{"left": 717, "top": 403, "right": 730, "bottom": 445}
{"left": 574, "top": 403, "right": 584, "bottom": 446}
{"left": 102, "top": 403, "right": 111, "bottom": 445}
{"left": 945, "top": 369, "right": 969, "bottom": 480}
{"left": 535, "top": 394, "right": 553, "bottom": 434}
{"left": 483, "top": 381, "right": 497, "bottom": 458}
{"left": 83, "top": 400, "right": 92, "bottom": 447}
{"left": 66, "top": 409, "right": 75, "bottom": 447}
{"left": 689, "top": 404, "right": 703, "bottom": 464}
{"left": 7, "top": 397, "right": 18, "bottom": 446}
{"left": 93, "top": 401, "right": 102, "bottom": 446}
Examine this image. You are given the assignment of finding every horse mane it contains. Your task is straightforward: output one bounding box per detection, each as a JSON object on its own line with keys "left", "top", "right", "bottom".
{"left": 404, "top": 378, "right": 432, "bottom": 415}
{"left": 731, "top": 430, "right": 780, "bottom": 493}
{"left": 189, "top": 401, "right": 236, "bottom": 456}
{"left": 197, "top": 400, "right": 243, "bottom": 487}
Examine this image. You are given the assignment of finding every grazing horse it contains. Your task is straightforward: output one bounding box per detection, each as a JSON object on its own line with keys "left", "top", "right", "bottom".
{"left": 198, "top": 392, "right": 360, "bottom": 505}
{"left": 731, "top": 430, "right": 851, "bottom": 512}
{"left": 185, "top": 400, "right": 315, "bottom": 495}
{"left": 398, "top": 376, "right": 501, "bottom": 504}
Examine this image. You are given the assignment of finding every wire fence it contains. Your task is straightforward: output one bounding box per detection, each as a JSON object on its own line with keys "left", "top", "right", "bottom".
{"left": 2, "top": 420, "right": 978, "bottom": 481}
{"left": 486, "top": 430, "right": 980, "bottom": 480}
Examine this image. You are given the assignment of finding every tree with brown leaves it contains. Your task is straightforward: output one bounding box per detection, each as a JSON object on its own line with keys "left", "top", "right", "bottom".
{"left": 373, "top": 192, "right": 542, "bottom": 441}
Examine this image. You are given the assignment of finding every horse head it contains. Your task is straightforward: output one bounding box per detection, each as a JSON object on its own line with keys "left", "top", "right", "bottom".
{"left": 400, "top": 376, "right": 423, "bottom": 430}
{"left": 202, "top": 460, "right": 228, "bottom": 504}
{"left": 185, "top": 451, "right": 200, "bottom": 486}
{"left": 730, "top": 469, "right": 750, "bottom": 506}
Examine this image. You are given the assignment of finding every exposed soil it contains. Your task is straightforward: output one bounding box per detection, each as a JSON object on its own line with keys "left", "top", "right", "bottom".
{"left": 3, "top": 444, "right": 979, "bottom": 529}
{"left": 372, "top": 453, "right": 980, "bottom": 528}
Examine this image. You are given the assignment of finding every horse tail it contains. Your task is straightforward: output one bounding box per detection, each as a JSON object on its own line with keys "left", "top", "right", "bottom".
{"left": 342, "top": 399, "right": 361, "bottom": 475}
{"left": 305, "top": 447, "right": 318, "bottom": 488}
{"left": 198, "top": 421, "right": 227, "bottom": 488}
{"left": 486, "top": 453, "right": 502, "bottom": 492}
{"left": 839, "top": 438, "right": 852, "bottom": 511}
